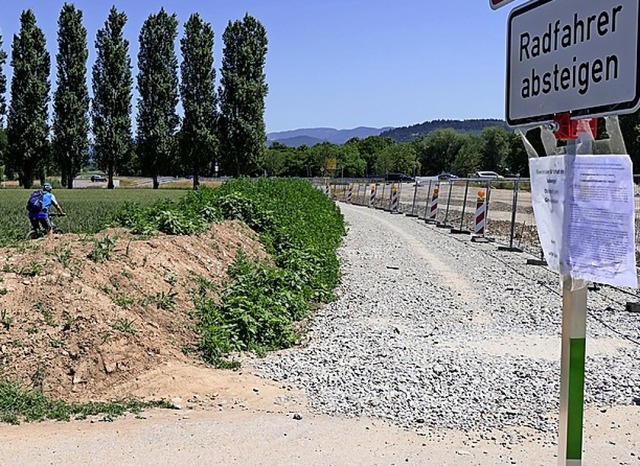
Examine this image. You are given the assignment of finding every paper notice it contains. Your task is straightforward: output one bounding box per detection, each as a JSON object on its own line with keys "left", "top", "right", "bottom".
{"left": 530, "top": 154, "right": 637, "bottom": 288}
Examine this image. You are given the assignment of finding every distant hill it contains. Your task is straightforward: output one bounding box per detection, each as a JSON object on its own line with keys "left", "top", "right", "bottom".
{"left": 270, "top": 135, "right": 325, "bottom": 147}
{"left": 268, "top": 126, "right": 392, "bottom": 147}
{"left": 380, "top": 119, "right": 509, "bottom": 142}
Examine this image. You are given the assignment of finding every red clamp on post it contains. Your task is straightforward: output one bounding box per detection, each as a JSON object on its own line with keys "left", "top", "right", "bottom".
{"left": 553, "top": 113, "right": 577, "bottom": 140}
{"left": 553, "top": 113, "right": 598, "bottom": 140}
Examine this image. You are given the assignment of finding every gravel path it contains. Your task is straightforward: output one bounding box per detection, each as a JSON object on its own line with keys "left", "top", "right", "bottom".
{"left": 252, "top": 202, "right": 640, "bottom": 441}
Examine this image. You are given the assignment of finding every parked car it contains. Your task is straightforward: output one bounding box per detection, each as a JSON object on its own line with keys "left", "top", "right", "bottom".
{"left": 91, "top": 175, "right": 107, "bottom": 182}
{"left": 437, "top": 173, "right": 459, "bottom": 181}
{"left": 385, "top": 173, "right": 415, "bottom": 182}
{"left": 475, "top": 171, "right": 503, "bottom": 180}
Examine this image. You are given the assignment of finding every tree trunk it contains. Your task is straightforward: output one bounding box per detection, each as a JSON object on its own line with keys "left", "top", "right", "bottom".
{"left": 108, "top": 167, "right": 115, "bottom": 189}
{"left": 193, "top": 173, "right": 199, "bottom": 190}
{"left": 153, "top": 175, "right": 159, "bottom": 189}
{"left": 21, "top": 175, "right": 33, "bottom": 189}
{"left": 66, "top": 173, "right": 74, "bottom": 189}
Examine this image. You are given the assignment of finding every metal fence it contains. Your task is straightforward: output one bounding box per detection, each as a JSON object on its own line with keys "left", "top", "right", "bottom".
{"left": 316, "top": 176, "right": 640, "bottom": 260}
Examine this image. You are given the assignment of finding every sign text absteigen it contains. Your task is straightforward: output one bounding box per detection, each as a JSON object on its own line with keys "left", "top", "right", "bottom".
{"left": 519, "top": 6, "right": 622, "bottom": 98}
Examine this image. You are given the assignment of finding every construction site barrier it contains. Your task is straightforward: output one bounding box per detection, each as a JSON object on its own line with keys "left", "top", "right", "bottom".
{"left": 390, "top": 184, "right": 400, "bottom": 214}
{"left": 426, "top": 186, "right": 439, "bottom": 223}
{"left": 471, "top": 190, "right": 488, "bottom": 243}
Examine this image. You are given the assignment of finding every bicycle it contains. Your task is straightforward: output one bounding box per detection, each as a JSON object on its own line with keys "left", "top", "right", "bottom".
{"left": 25, "top": 213, "right": 66, "bottom": 240}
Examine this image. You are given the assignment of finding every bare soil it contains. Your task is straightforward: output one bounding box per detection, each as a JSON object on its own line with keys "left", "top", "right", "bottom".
{"left": 0, "top": 221, "right": 267, "bottom": 402}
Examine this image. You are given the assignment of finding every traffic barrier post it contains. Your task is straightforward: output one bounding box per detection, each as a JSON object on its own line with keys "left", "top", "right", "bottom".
{"left": 368, "top": 183, "right": 376, "bottom": 208}
{"left": 346, "top": 183, "right": 353, "bottom": 204}
{"left": 390, "top": 183, "right": 400, "bottom": 214}
{"left": 418, "top": 181, "right": 433, "bottom": 221}
{"left": 470, "top": 189, "right": 489, "bottom": 242}
{"left": 425, "top": 185, "right": 439, "bottom": 223}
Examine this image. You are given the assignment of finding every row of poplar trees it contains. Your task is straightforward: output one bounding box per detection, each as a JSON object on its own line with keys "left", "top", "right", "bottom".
{"left": 0, "top": 5, "right": 268, "bottom": 189}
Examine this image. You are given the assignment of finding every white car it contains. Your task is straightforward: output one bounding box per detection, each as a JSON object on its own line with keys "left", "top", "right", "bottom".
{"left": 475, "top": 171, "right": 504, "bottom": 180}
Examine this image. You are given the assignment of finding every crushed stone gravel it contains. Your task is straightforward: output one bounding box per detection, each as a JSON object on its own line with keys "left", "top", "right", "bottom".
{"left": 250, "top": 202, "right": 640, "bottom": 439}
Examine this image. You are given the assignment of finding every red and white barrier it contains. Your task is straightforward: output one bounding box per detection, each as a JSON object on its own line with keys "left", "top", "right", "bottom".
{"left": 368, "top": 184, "right": 376, "bottom": 208}
{"left": 426, "top": 186, "right": 439, "bottom": 223}
{"left": 390, "top": 184, "right": 399, "bottom": 213}
{"left": 471, "top": 190, "right": 488, "bottom": 242}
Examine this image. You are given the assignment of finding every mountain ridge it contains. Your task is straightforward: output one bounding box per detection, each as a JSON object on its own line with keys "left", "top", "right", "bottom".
{"left": 267, "top": 126, "right": 392, "bottom": 146}
{"left": 267, "top": 119, "right": 509, "bottom": 147}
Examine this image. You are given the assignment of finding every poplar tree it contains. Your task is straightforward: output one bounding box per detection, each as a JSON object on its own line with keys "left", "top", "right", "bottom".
{"left": 0, "top": 31, "right": 6, "bottom": 126}
{"left": 7, "top": 10, "right": 50, "bottom": 189}
{"left": 92, "top": 7, "right": 133, "bottom": 189}
{"left": 0, "top": 31, "right": 7, "bottom": 172}
{"left": 53, "top": 3, "right": 89, "bottom": 189}
{"left": 137, "top": 9, "right": 179, "bottom": 189}
{"left": 218, "top": 14, "right": 268, "bottom": 176}
{"left": 180, "top": 13, "right": 217, "bottom": 190}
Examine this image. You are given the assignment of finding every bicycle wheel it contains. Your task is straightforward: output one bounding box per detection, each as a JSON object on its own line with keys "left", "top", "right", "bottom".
{"left": 25, "top": 230, "right": 39, "bottom": 240}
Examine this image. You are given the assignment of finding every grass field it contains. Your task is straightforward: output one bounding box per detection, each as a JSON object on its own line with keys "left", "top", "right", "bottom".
{"left": 0, "top": 188, "right": 188, "bottom": 245}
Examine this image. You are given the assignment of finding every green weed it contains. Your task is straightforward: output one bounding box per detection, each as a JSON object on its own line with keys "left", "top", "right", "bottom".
{"left": 88, "top": 236, "right": 115, "bottom": 262}
{"left": 34, "top": 302, "right": 57, "bottom": 327}
{"left": 111, "top": 318, "right": 137, "bottom": 335}
{"left": 52, "top": 247, "right": 72, "bottom": 269}
{"left": 1, "top": 310, "right": 14, "bottom": 330}
{"left": 0, "top": 380, "right": 175, "bottom": 425}
{"left": 113, "top": 296, "right": 135, "bottom": 310}
{"left": 145, "top": 291, "right": 178, "bottom": 311}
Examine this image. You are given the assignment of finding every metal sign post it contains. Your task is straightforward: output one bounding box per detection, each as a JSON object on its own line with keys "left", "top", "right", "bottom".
{"left": 559, "top": 275, "right": 588, "bottom": 465}
{"left": 557, "top": 137, "right": 587, "bottom": 466}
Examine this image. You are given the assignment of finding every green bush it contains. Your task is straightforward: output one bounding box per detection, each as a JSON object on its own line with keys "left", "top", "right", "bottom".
{"left": 112, "top": 178, "right": 346, "bottom": 366}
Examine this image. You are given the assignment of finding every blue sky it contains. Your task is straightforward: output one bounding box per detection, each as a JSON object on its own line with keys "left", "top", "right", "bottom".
{"left": 0, "top": 0, "right": 514, "bottom": 133}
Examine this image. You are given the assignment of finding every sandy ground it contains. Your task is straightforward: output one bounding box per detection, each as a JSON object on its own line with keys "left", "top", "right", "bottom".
{"left": 1, "top": 369, "right": 638, "bottom": 466}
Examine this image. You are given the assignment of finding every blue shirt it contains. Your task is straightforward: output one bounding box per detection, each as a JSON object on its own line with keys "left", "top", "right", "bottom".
{"left": 28, "top": 192, "right": 58, "bottom": 219}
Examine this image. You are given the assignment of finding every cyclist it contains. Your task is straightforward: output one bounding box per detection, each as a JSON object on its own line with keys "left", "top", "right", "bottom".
{"left": 28, "top": 183, "right": 65, "bottom": 236}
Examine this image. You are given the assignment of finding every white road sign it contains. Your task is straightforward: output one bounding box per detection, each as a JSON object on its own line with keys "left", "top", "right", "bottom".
{"left": 506, "top": 0, "right": 640, "bottom": 127}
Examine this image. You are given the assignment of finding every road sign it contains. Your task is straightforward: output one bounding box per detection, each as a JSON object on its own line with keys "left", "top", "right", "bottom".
{"left": 490, "top": 0, "right": 516, "bottom": 10}
{"left": 506, "top": 0, "right": 640, "bottom": 127}
{"left": 325, "top": 158, "right": 337, "bottom": 170}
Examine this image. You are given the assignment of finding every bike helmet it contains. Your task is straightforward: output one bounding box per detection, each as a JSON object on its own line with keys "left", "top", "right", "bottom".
{"left": 43, "top": 183, "right": 52, "bottom": 192}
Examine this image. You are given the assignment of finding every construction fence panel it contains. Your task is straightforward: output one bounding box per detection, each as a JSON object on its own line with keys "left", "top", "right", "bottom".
{"left": 442, "top": 180, "right": 472, "bottom": 233}
{"left": 417, "top": 181, "right": 435, "bottom": 221}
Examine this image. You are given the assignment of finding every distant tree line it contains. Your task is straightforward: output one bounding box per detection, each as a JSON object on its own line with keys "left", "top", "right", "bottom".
{"left": 264, "top": 115, "right": 640, "bottom": 179}
{"left": 380, "top": 118, "right": 509, "bottom": 143}
{"left": 264, "top": 126, "right": 527, "bottom": 178}
{"left": 0, "top": 6, "right": 268, "bottom": 189}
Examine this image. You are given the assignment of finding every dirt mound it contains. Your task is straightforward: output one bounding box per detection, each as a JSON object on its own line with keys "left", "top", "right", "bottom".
{"left": 0, "top": 221, "right": 268, "bottom": 402}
